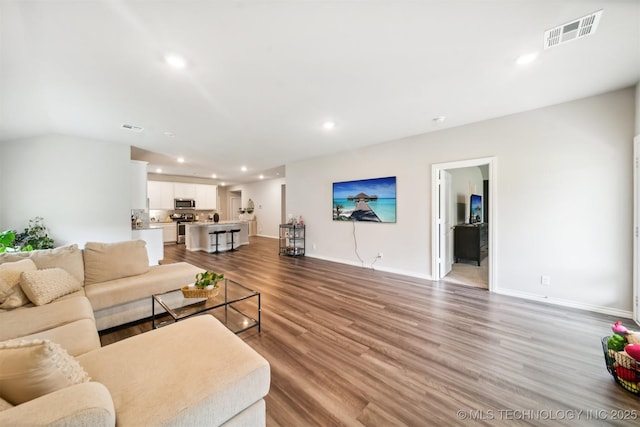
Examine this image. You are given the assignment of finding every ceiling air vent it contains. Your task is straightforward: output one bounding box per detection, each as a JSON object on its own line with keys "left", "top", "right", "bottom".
{"left": 121, "top": 123, "right": 144, "bottom": 132}
{"left": 544, "top": 9, "right": 603, "bottom": 49}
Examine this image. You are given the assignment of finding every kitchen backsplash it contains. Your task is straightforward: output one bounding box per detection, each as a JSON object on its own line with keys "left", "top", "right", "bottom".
{"left": 149, "top": 209, "right": 217, "bottom": 223}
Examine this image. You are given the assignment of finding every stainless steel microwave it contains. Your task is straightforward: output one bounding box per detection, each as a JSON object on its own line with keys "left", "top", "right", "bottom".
{"left": 174, "top": 198, "right": 196, "bottom": 210}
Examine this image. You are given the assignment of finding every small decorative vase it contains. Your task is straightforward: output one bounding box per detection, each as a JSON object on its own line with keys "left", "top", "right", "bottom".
{"left": 213, "top": 213, "right": 220, "bottom": 223}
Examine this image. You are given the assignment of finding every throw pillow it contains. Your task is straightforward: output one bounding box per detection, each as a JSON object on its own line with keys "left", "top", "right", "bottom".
{"left": 83, "top": 240, "right": 149, "bottom": 285}
{"left": 20, "top": 268, "right": 83, "bottom": 306}
{"left": 0, "top": 339, "right": 90, "bottom": 405}
{"left": 0, "top": 259, "right": 37, "bottom": 309}
{"left": 29, "top": 244, "right": 85, "bottom": 285}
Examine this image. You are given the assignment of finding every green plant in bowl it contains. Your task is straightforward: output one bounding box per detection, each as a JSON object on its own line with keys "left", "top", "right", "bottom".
{"left": 194, "top": 271, "right": 224, "bottom": 289}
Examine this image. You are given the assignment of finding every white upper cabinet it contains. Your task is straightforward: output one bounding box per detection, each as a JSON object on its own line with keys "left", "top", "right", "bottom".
{"left": 174, "top": 183, "right": 197, "bottom": 199}
{"left": 148, "top": 181, "right": 175, "bottom": 210}
{"left": 130, "top": 161, "right": 148, "bottom": 210}
{"left": 195, "top": 184, "right": 217, "bottom": 210}
{"left": 148, "top": 181, "right": 217, "bottom": 210}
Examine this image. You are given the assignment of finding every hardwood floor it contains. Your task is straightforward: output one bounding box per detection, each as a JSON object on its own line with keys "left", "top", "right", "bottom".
{"left": 100, "top": 238, "right": 639, "bottom": 426}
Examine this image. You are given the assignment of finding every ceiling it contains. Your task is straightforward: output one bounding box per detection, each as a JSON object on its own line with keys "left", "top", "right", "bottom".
{"left": 1, "top": 1, "right": 639, "bottom": 185}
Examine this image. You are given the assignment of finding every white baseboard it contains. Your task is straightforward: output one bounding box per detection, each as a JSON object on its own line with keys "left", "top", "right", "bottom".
{"left": 300, "top": 253, "right": 633, "bottom": 318}
{"left": 305, "top": 253, "right": 431, "bottom": 280}
{"left": 494, "top": 287, "right": 633, "bottom": 319}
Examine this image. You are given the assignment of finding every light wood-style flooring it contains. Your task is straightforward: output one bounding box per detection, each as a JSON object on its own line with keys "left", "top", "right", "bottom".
{"left": 100, "top": 237, "right": 639, "bottom": 426}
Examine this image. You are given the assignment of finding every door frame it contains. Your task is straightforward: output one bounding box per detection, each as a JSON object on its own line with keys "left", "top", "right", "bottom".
{"left": 431, "top": 156, "right": 497, "bottom": 292}
{"left": 634, "top": 136, "right": 639, "bottom": 325}
{"left": 438, "top": 169, "right": 453, "bottom": 279}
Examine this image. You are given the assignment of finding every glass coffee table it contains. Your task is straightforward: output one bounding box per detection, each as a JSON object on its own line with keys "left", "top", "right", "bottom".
{"left": 152, "top": 278, "right": 260, "bottom": 334}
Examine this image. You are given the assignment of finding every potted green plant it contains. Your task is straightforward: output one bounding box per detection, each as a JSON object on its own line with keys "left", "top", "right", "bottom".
{"left": 13, "top": 217, "right": 54, "bottom": 251}
{"left": 182, "top": 271, "right": 224, "bottom": 298}
{"left": 194, "top": 271, "right": 225, "bottom": 289}
{"left": 0, "top": 230, "right": 16, "bottom": 253}
{"left": 0, "top": 217, "right": 54, "bottom": 252}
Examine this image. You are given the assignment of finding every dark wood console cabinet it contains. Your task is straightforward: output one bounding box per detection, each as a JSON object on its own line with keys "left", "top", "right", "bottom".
{"left": 454, "top": 223, "right": 488, "bottom": 266}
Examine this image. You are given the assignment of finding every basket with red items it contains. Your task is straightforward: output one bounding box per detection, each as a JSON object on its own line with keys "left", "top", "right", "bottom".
{"left": 602, "top": 321, "right": 640, "bottom": 395}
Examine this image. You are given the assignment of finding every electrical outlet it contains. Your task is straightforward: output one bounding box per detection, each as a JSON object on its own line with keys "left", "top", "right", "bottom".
{"left": 541, "top": 275, "right": 551, "bottom": 286}
{"left": 312, "top": 243, "right": 317, "bottom": 250}
{"left": 377, "top": 252, "right": 383, "bottom": 259}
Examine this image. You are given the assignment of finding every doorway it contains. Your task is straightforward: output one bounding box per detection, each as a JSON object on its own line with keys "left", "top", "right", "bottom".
{"left": 229, "top": 191, "right": 241, "bottom": 221}
{"left": 432, "top": 157, "right": 497, "bottom": 291}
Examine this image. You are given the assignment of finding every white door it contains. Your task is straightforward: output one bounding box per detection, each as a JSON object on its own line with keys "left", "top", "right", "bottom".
{"left": 230, "top": 197, "right": 241, "bottom": 221}
{"left": 439, "top": 170, "right": 453, "bottom": 278}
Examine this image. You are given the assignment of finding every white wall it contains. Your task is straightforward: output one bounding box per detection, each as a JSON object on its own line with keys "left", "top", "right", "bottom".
{"left": 449, "top": 167, "right": 484, "bottom": 224}
{"left": 0, "top": 135, "right": 132, "bottom": 246}
{"left": 636, "top": 82, "right": 640, "bottom": 136}
{"left": 228, "top": 177, "right": 286, "bottom": 238}
{"left": 287, "top": 87, "right": 635, "bottom": 316}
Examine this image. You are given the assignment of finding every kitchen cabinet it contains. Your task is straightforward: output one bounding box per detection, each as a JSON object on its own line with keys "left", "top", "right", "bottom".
{"left": 174, "top": 183, "right": 196, "bottom": 199}
{"left": 150, "top": 222, "right": 177, "bottom": 243}
{"left": 148, "top": 181, "right": 174, "bottom": 210}
{"left": 195, "top": 184, "right": 217, "bottom": 210}
{"left": 148, "top": 181, "right": 217, "bottom": 210}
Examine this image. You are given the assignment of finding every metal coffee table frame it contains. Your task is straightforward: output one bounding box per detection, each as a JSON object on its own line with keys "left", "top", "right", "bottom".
{"left": 152, "top": 278, "right": 261, "bottom": 334}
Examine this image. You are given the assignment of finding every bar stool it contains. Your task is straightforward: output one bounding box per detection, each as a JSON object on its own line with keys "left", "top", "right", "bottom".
{"left": 209, "top": 230, "right": 227, "bottom": 253}
{"left": 228, "top": 229, "right": 241, "bottom": 251}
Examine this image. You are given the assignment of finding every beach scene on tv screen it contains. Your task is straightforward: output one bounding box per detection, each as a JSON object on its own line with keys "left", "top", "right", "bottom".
{"left": 333, "top": 176, "right": 396, "bottom": 223}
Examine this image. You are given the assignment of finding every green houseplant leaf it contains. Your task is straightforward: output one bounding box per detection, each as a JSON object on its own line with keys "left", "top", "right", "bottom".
{"left": 194, "top": 271, "right": 224, "bottom": 289}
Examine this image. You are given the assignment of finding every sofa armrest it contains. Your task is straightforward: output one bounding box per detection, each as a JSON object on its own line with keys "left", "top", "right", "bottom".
{"left": 0, "top": 382, "right": 115, "bottom": 427}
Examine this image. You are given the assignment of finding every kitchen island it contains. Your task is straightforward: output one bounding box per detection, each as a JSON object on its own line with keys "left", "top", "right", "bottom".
{"left": 185, "top": 221, "right": 250, "bottom": 253}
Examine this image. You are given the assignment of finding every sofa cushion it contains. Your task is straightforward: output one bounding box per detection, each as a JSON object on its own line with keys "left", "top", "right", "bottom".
{"left": 0, "top": 382, "right": 115, "bottom": 426}
{"left": 0, "top": 245, "right": 85, "bottom": 285}
{"left": 85, "top": 262, "right": 203, "bottom": 311}
{"left": 83, "top": 240, "right": 149, "bottom": 286}
{"left": 29, "top": 244, "right": 85, "bottom": 285}
{"left": 20, "top": 268, "right": 83, "bottom": 306}
{"left": 78, "top": 315, "right": 270, "bottom": 426}
{"left": 0, "top": 397, "right": 12, "bottom": 411}
{"left": 0, "top": 339, "right": 90, "bottom": 405}
{"left": 0, "top": 296, "right": 95, "bottom": 342}
{"left": 17, "top": 318, "right": 101, "bottom": 357}
{"left": 0, "top": 259, "right": 37, "bottom": 309}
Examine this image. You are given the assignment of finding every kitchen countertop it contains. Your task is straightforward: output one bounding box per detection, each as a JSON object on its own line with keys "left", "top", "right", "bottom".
{"left": 188, "top": 220, "right": 249, "bottom": 225}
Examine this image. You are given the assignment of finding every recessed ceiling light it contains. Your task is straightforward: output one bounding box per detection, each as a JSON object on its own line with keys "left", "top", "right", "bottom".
{"left": 433, "top": 116, "right": 446, "bottom": 123}
{"left": 156, "top": 168, "right": 163, "bottom": 173}
{"left": 259, "top": 175, "right": 264, "bottom": 180}
{"left": 177, "top": 157, "right": 185, "bottom": 163}
{"left": 515, "top": 52, "right": 538, "bottom": 65}
{"left": 165, "top": 54, "right": 186, "bottom": 69}
{"left": 211, "top": 174, "right": 217, "bottom": 179}
{"left": 241, "top": 166, "right": 247, "bottom": 172}
{"left": 163, "top": 131, "right": 175, "bottom": 137}
{"left": 323, "top": 121, "right": 336, "bottom": 130}
{"left": 220, "top": 182, "right": 226, "bottom": 186}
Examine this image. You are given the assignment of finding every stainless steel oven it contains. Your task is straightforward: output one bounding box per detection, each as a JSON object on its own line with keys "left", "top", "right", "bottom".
{"left": 175, "top": 213, "right": 195, "bottom": 244}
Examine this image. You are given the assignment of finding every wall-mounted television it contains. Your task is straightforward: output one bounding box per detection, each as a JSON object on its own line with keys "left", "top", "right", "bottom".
{"left": 333, "top": 176, "right": 396, "bottom": 223}
{"left": 470, "top": 194, "right": 482, "bottom": 223}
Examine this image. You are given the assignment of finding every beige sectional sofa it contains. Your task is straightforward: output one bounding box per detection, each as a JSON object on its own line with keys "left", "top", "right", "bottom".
{"left": 0, "top": 241, "right": 271, "bottom": 426}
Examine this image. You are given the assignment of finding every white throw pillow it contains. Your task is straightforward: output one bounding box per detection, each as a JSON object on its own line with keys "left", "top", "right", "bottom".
{"left": 0, "top": 339, "right": 90, "bottom": 405}
{"left": 20, "top": 268, "right": 83, "bottom": 306}
{"left": 0, "top": 259, "right": 37, "bottom": 308}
